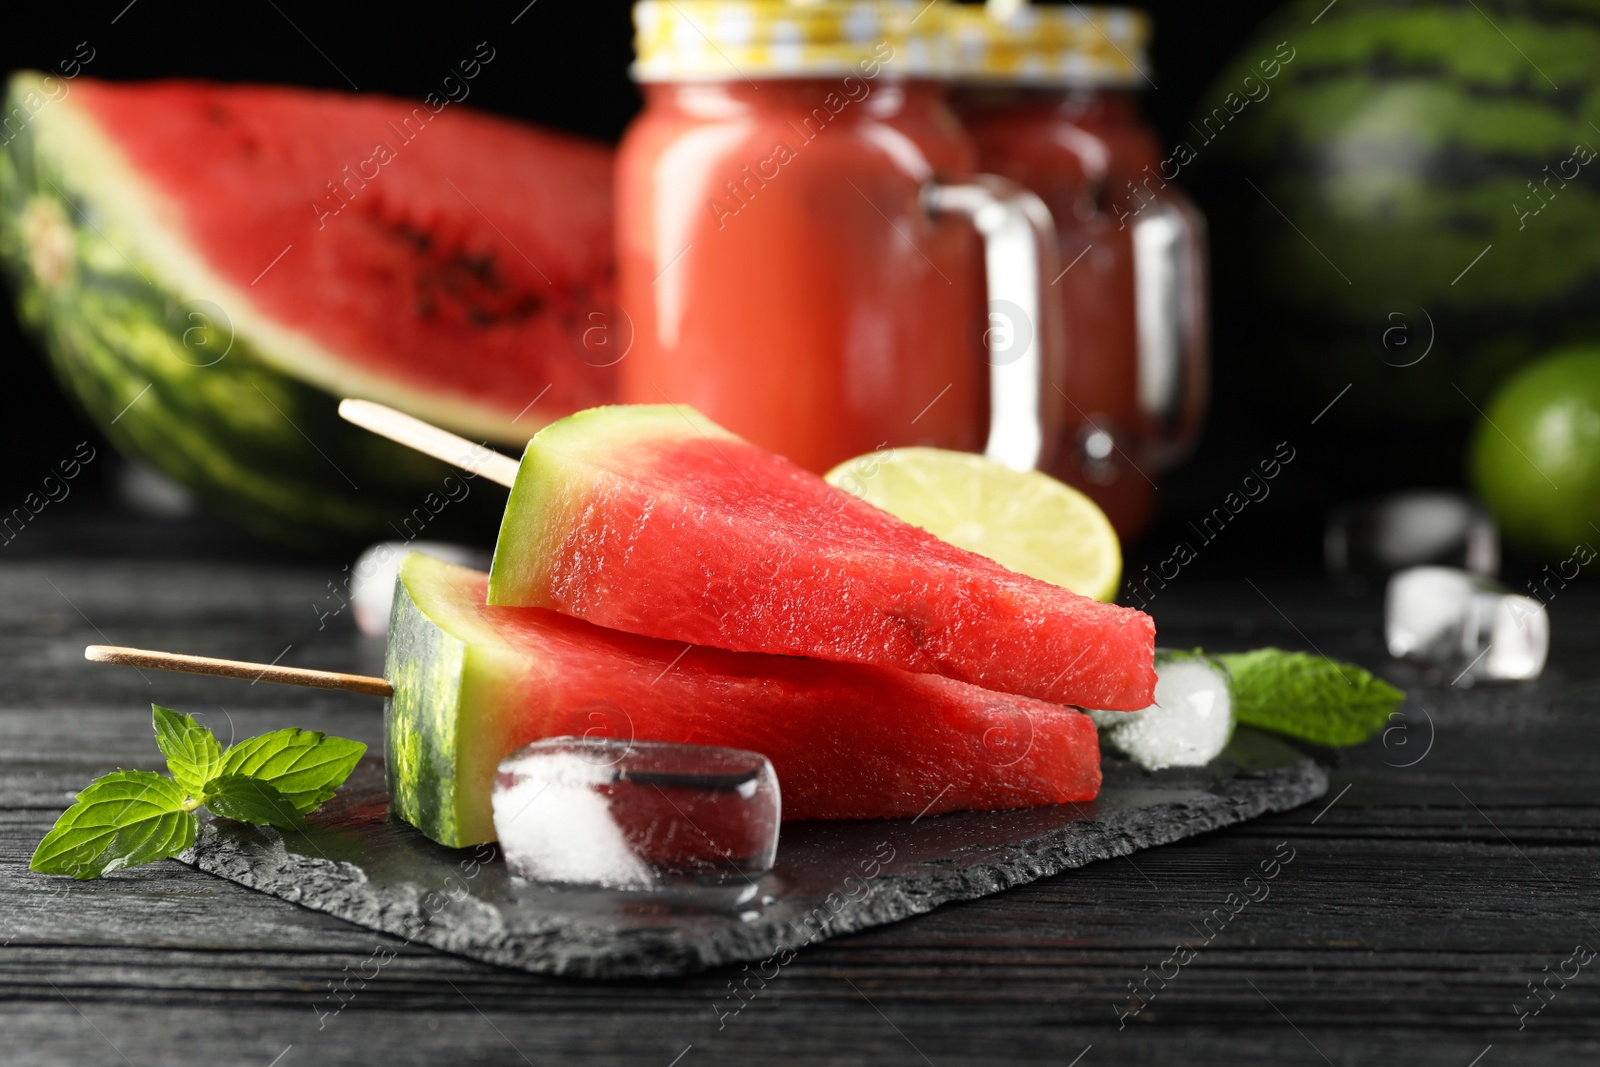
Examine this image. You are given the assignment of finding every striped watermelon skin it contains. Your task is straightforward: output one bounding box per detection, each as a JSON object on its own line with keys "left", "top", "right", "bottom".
{"left": 1200, "top": 0, "right": 1600, "bottom": 422}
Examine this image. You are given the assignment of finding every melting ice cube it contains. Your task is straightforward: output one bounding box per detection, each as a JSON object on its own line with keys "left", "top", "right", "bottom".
{"left": 1385, "top": 566, "right": 1547, "bottom": 683}
{"left": 491, "top": 738, "right": 780, "bottom": 888}
{"left": 1089, "top": 651, "right": 1233, "bottom": 771}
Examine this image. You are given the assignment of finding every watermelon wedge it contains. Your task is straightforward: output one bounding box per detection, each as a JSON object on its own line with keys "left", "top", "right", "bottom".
{"left": 488, "top": 406, "right": 1157, "bottom": 710}
{"left": 388, "top": 553, "right": 1101, "bottom": 847}
{"left": 0, "top": 72, "right": 614, "bottom": 546}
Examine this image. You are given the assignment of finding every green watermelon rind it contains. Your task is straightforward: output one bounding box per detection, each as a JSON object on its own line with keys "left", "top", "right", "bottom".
{"left": 385, "top": 551, "right": 521, "bottom": 848}
{"left": 0, "top": 72, "right": 513, "bottom": 548}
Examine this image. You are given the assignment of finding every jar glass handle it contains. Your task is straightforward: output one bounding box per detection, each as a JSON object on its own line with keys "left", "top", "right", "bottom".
{"left": 1131, "top": 193, "right": 1208, "bottom": 470}
{"left": 924, "top": 176, "right": 1065, "bottom": 472}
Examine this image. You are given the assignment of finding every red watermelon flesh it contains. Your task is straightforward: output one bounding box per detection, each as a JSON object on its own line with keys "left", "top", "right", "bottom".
{"left": 67, "top": 77, "right": 616, "bottom": 439}
{"left": 489, "top": 406, "right": 1157, "bottom": 711}
{"left": 389, "top": 553, "right": 1101, "bottom": 846}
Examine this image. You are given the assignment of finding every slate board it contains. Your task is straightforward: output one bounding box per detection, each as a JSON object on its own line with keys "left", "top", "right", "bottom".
{"left": 179, "top": 728, "right": 1326, "bottom": 978}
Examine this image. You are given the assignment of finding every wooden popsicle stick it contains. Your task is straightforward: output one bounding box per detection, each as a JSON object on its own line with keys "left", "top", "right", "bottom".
{"left": 338, "top": 398, "right": 520, "bottom": 489}
{"left": 85, "top": 645, "right": 393, "bottom": 698}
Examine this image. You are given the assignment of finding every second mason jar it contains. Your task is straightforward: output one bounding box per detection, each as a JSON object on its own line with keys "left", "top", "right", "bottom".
{"left": 951, "top": 4, "right": 1208, "bottom": 538}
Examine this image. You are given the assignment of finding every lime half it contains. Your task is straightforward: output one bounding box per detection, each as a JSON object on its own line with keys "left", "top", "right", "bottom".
{"left": 825, "top": 447, "right": 1122, "bottom": 602}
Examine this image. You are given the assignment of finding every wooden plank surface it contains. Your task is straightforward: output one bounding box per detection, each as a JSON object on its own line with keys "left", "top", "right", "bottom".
{"left": 4, "top": 516, "right": 1598, "bottom": 1065}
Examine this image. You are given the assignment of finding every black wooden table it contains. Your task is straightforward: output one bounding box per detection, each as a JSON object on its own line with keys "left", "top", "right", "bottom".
{"left": 5, "top": 513, "right": 1597, "bottom": 1066}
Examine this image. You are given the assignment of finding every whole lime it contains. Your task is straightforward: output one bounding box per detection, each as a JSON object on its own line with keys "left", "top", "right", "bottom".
{"left": 1469, "top": 348, "right": 1600, "bottom": 556}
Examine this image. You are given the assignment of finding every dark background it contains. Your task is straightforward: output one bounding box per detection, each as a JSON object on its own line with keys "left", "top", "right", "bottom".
{"left": 0, "top": 0, "right": 1310, "bottom": 574}
{"left": 10, "top": 15, "right": 1596, "bottom": 1064}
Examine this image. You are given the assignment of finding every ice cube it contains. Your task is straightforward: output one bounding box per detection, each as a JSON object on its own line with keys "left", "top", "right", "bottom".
{"left": 1089, "top": 651, "right": 1233, "bottom": 771}
{"left": 113, "top": 459, "right": 198, "bottom": 518}
{"left": 1385, "top": 566, "right": 1547, "bottom": 683}
{"left": 348, "top": 542, "right": 490, "bottom": 636}
{"left": 1326, "top": 492, "right": 1498, "bottom": 579}
{"left": 491, "top": 738, "right": 780, "bottom": 888}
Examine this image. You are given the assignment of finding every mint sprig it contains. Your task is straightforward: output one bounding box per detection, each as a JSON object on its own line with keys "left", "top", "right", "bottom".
{"left": 30, "top": 705, "right": 365, "bottom": 880}
{"left": 1216, "top": 648, "right": 1404, "bottom": 747}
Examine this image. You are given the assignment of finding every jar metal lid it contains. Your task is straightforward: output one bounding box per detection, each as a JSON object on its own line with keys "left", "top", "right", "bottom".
{"left": 947, "top": 4, "right": 1151, "bottom": 89}
{"left": 631, "top": 0, "right": 950, "bottom": 82}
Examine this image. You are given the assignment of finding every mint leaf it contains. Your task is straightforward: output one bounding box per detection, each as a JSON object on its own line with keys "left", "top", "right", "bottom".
{"left": 151, "top": 704, "right": 223, "bottom": 798}
{"left": 218, "top": 729, "right": 365, "bottom": 813}
{"left": 1216, "top": 648, "right": 1404, "bottom": 747}
{"left": 202, "top": 775, "right": 307, "bottom": 830}
{"left": 30, "top": 771, "right": 196, "bottom": 879}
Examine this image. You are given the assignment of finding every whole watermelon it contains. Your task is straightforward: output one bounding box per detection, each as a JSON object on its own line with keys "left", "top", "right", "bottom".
{"left": 1198, "top": 0, "right": 1600, "bottom": 442}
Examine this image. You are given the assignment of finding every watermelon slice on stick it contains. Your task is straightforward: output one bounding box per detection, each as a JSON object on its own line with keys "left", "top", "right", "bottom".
{"left": 339, "top": 400, "right": 1158, "bottom": 711}
{"left": 85, "top": 553, "right": 1103, "bottom": 848}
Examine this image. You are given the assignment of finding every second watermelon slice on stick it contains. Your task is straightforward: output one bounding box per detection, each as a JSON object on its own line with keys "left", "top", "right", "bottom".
{"left": 391, "top": 553, "right": 1101, "bottom": 847}
{"left": 487, "top": 406, "right": 1156, "bottom": 710}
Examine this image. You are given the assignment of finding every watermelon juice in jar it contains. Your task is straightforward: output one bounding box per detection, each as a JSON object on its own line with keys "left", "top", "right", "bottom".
{"left": 617, "top": 0, "right": 1065, "bottom": 475}
{"left": 950, "top": 3, "right": 1208, "bottom": 538}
